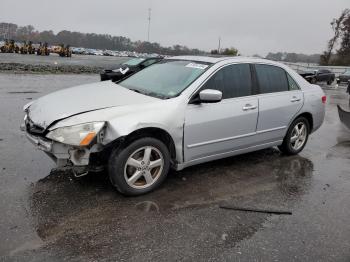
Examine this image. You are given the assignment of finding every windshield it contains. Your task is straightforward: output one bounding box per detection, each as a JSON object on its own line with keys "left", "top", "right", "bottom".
{"left": 343, "top": 70, "right": 350, "bottom": 76}
{"left": 119, "top": 60, "right": 211, "bottom": 98}
{"left": 122, "top": 58, "right": 145, "bottom": 66}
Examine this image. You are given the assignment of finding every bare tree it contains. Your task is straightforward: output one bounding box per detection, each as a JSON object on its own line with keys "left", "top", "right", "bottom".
{"left": 320, "top": 8, "right": 350, "bottom": 65}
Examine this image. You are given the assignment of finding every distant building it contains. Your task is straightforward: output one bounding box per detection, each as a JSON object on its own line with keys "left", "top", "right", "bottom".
{"left": 0, "top": 22, "right": 18, "bottom": 40}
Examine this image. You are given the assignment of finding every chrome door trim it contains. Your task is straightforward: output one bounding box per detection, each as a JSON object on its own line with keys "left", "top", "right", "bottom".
{"left": 186, "top": 126, "right": 286, "bottom": 149}
{"left": 187, "top": 132, "right": 256, "bottom": 149}
{"left": 256, "top": 126, "right": 286, "bottom": 134}
{"left": 177, "top": 140, "right": 283, "bottom": 171}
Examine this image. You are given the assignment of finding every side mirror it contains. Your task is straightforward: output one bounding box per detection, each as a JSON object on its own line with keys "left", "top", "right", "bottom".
{"left": 198, "top": 89, "right": 222, "bottom": 103}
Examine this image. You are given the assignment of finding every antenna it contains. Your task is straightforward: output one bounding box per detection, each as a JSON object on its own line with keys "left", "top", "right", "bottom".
{"left": 218, "top": 37, "right": 221, "bottom": 54}
{"left": 147, "top": 8, "right": 152, "bottom": 42}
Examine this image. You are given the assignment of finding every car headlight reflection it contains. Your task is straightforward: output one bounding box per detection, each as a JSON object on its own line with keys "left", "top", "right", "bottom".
{"left": 46, "top": 122, "right": 105, "bottom": 146}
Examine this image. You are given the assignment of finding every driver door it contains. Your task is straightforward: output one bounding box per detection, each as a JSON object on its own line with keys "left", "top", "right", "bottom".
{"left": 184, "top": 64, "right": 259, "bottom": 162}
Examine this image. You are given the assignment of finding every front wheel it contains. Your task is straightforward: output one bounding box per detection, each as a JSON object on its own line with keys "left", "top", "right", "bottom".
{"left": 327, "top": 79, "right": 333, "bottom": 85}
{"left": 108, "top": 137, "right": 170, "bottom": 196}
{"left": 278, "top": 117, "right": 310, "bottom": 155}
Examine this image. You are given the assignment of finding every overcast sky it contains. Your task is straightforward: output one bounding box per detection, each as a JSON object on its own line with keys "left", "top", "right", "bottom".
{"left": 1, "top": 0, "right": 348, "bottom": 55}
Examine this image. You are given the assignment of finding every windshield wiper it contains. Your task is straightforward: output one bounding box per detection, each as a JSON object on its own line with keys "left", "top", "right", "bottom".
{"left": 128, "top": 88, "right": 142, "bottom": 94}
{"left": 128, "top": 88, "right": 169, "bottom": 99}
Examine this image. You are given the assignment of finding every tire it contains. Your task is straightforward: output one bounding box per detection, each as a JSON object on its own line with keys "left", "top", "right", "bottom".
{"left": 337, "top": 80, "right": 340, "bottom": 84}
{"left": 310, "top": 78, "right": 317, "bottom": 84}
{"left": 108, "top": 137, "right": 170, "bottom": 196}
{"left": 327, "top": 79, "right": 333, "bottom": 85}
{"left": 278, "top": 117, "right": 310, "bottom": 155}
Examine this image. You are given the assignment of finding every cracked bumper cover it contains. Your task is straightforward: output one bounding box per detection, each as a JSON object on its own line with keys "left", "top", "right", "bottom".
{"left": 23, "top": 129, "right": 99, "bottom": 168}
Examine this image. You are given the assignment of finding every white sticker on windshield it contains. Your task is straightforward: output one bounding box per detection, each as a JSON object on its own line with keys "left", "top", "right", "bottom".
{"left": 185, "top": 63, "right": 208, "bottom": 70}
{"left": 119, "top": 67, "right": 129, "bottom": 75}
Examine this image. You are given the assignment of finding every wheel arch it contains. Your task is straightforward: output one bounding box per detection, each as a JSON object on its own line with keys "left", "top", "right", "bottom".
{"left": 292, "top": 112, "right": 314, "bottom": 132}
{"left": 121, "top": 127, "right": 177, "bottom": 164}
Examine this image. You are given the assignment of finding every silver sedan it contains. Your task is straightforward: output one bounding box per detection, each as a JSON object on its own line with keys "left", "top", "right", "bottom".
{"left": 22, "top": 56, "right": 326, "bottom": 195}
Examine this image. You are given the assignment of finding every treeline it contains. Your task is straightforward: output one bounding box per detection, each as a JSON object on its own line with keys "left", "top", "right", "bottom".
{"left": 265, "top": 52, "right": 321, "bottom": 64}
{"left": 0, "top": 22, "right": 206, "bottom": 56}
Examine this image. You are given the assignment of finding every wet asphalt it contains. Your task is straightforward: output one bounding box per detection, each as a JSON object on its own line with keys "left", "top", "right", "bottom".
{"left": 0, "top": 73, "right": 350, "bottom": 261}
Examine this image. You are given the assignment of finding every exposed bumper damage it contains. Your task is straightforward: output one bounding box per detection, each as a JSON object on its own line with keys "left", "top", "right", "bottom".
{"left": 21, "top": 122, "right": 109, "bottom": 176}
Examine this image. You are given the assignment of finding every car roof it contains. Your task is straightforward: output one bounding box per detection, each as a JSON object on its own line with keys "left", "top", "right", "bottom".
{"left": 167, "top": 55, "right": 284, "bottom": 66}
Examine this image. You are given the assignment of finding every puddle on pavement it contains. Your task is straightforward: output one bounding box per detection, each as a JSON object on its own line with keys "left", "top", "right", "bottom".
{"left": 7, "top": 91, "right": 39, "bottom": 94}
{"left": 27, "top": 148, "right": 314, "bottom": 259}
{"left": 327, "top": 141, "right": 350, "bottom": 159}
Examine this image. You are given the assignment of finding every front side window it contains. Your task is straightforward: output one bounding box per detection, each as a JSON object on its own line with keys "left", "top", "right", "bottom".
{"left": 141, "top": 59, "right": 159, "bottom": 67}
{"left": 123, "top": 58, "right": 145, "bottom": 66}
{"left": 255, "top": 64, "right": 289, "bottom": 94}
{"left": 200, "top": 64, "right": 252, "bottom": 99}
{"left": 119, "top": 60, "right": 211, "bottom": 98}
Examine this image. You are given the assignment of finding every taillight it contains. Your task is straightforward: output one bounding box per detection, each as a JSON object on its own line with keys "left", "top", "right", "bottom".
{"left": 322, "top": 96, "right": 327, "bottom": 104}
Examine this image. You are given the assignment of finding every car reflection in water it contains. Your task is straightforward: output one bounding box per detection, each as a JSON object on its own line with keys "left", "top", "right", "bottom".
{"left": 30, "top": 148, "right": 313, "bottom": 258}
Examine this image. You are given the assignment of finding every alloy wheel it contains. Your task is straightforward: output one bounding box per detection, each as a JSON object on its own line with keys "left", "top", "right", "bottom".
{"left": 124, "top": 146, "right": 164, "bottom": 189}
{"left": 290, "top": 122, "right": 307, "bottom": 151}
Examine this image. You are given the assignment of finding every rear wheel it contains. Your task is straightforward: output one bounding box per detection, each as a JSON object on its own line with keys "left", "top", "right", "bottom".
{"left": 108, "top": 137, "right": 170, "bottom": 196}
{"left": 327, "top": 78, "right": 333, "bottom": 85}
{"left": 278, "top": 117, "right": 310, "bottom": 155}
{"left": 311, "top": 78, "right": 317, "bottom": 84}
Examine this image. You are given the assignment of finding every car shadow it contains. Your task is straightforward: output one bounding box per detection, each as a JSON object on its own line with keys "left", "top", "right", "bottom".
{"left": 29, "top": 148, "right": 313, "bottom": 260}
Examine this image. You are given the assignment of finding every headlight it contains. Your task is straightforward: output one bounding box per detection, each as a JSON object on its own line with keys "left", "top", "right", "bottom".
{"left": 46, "top": 122, "right": 105, "bottom": 146}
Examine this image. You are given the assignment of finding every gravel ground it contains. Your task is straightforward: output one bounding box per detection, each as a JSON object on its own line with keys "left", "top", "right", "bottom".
{"left": 0, "top": 53, "right": 129, "bottom": 74}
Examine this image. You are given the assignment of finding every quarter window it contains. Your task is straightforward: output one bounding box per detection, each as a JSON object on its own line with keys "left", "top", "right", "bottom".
{"left": 255, "top": 64, "right": 289, "bottom": 94}
{"left": 200, "top": 64, "right": 252, "bottom": 99}
{"left": 287, "top": 74, "right": 300, "bottom": 90}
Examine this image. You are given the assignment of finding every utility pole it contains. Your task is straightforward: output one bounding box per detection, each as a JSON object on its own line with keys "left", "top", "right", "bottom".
{"left": 218, "top": 37, "right": 221, "bottom": 54}
{"left": 147, "top": 8, "right": 152, "bottom": 42}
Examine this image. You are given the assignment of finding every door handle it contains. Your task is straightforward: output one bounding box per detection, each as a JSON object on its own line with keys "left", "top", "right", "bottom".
{"left": 242, "top": 104, "right": 257, "bottom": 111}
{"left": 291, "top": 97, "right": 301, "bottom": 102}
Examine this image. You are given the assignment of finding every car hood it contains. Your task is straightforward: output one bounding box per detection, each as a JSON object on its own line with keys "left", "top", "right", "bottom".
{"left": 339, "top": 74, "right": 350, "bottom": 80}
{"left": 299, "top": 72, "right": 315, "bottom": 77}
{"left": 27, "top": 80, "right": 158, "bottom": 129}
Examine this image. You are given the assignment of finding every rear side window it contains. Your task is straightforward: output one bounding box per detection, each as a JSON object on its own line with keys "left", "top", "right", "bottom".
{"left": 255, "top": 64, "right": 289, "bottom": 94}
{"left": 201, "top": 64, "right": 252, "bottom": 99}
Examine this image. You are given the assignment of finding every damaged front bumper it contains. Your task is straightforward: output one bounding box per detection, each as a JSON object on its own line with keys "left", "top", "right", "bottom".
{"left": 21, "top": 123, "right": 107, "bottom": 176}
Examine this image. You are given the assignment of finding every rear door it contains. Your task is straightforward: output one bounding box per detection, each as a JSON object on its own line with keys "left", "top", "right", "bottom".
{"left": 253, "top": 64, "right": 303, "bottom": 144}
{"left": 184, "top": 63, "right": 259, "bottom": 162}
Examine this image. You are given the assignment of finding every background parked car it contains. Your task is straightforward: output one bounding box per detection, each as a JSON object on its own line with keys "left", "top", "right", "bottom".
{"left": 100, "top": 57, "right": 163, "bottom": 82}
{"left": 336, "top": 70, "right": 350, "bottom": 84}
{"left": 300, "top": 69, "right": 335, "bottom": 85}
